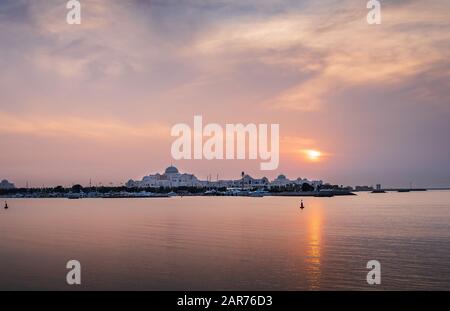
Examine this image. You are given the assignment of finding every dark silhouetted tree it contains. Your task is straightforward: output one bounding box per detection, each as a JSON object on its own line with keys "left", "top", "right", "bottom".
{"left": 54, "top": 186, "right": 64, "bottom": 193}
{"left": 72, "top": 184, "right": 83, "bottom": 193}
{"left": 301, "top": 183, "right": 315, "bottom": 192}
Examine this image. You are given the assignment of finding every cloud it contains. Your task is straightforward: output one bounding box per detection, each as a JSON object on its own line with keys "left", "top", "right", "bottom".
{"left": 189, "top": 1, "right": 450, "bottom": 111}
{"left": 0, "top": 112, "right": 169, "bottom": 141}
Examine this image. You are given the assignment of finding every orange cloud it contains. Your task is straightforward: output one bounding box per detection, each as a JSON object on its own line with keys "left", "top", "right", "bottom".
{"left": 190, "top": 2, "right": 450, "bottom": 112}
{"left": 0, "top": 112, "right": 169, "bottom": 141}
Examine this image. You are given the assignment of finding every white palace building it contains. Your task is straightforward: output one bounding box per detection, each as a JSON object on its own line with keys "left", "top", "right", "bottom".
{"left": 126, "top": 166, "right": 322, "bottom": 190}
{"left": 0, "top": 179, "right": 15, "bottom": 190}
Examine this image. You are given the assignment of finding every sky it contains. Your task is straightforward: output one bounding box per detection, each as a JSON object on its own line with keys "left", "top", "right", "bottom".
{"left": 0, "top": 0, "right": 449, "bottom": 188}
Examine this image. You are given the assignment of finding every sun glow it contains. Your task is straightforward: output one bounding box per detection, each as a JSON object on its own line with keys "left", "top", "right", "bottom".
{"left": 304, "top": 149, "right": 322, "bottom": 162}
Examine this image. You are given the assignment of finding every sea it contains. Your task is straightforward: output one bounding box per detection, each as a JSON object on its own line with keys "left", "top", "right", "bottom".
{"left": 0, "top": 191, "right": 449, "bottom": 290}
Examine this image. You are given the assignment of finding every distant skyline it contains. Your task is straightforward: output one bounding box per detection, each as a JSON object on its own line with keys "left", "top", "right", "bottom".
{"left": 1, "top": 0, "right": 450, "bottom": 188}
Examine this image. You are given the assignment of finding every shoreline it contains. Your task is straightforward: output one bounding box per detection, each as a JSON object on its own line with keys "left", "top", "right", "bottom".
{"left": 1, "top": 190, "right": 356, "bottom": 199}
{"left": 2, "top": 188, "right": 443, "bottom": 200}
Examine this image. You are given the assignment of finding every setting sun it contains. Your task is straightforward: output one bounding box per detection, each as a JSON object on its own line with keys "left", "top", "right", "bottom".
{"left": 304, "top": 149, "right": 322, "bottom": 161}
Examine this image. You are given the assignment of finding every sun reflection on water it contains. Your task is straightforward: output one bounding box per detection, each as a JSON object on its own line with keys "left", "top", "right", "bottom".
{"left": 305, "top": 203, "right": 323, "bottom": 290}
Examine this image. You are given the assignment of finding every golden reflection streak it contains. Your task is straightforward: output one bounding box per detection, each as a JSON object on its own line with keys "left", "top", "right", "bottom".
{"left": 305, "top": 202, "right": 323, "bottom": 290}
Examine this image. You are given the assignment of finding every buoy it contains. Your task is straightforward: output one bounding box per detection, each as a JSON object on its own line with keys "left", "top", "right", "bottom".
{"left": 300, "top": 199, "right": 305, "bottom": 209}
{"left": 4, "top": 201, "right": 8, "bottom": 209}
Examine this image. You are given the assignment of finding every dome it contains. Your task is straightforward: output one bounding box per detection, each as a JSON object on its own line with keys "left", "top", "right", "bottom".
{"left": 277, "top": 174, "right": 286, "bottom": 180}
{"left": 164, "top": 166, "right": 179, "bottom": 174}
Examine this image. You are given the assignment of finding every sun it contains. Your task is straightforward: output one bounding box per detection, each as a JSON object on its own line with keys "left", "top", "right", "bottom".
{"left": 304, "top": 149, "right": 322, "bottom": 161}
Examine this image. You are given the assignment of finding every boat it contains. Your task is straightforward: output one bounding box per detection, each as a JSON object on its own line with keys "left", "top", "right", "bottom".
{"left": 248, "top": 189, "right": 268, "bottom": 197}
{"left": 204, "top": 190, "right": 218, "bottom": 196}
{"left": 136, "top": 191, "right": 155, "bottom": 198}
{"left": 371, "top": 190, "right": 386, "bottom": 193}
{"left": 67, "top": 193, "right": 81, "bottom": 199}
{"left": 4, "top": 201, "right": 8, "bottom": 209}
{"left": 300, "top": 200, "right": 305, "bottom": 209}
{"left": 167, "top": 191, "right": 178, "bottom": 197}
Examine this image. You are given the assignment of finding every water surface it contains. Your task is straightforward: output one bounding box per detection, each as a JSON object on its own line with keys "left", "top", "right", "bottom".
{"left": 0, "top": 191, "right": 449, "bottom": 290}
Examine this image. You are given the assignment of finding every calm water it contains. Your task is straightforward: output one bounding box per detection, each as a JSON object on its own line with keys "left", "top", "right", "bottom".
{"left": 0, "top": 191, "right": 449, "bottom": 290}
